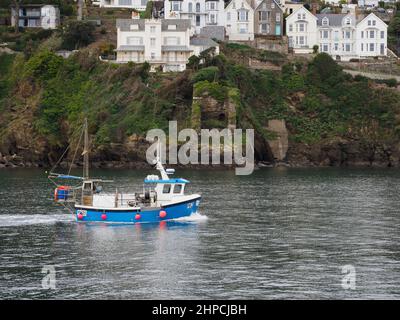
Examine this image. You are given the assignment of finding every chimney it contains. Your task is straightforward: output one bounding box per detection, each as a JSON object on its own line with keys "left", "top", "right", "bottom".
{"left": 311, "top": 3, "right": 317, "bottom": 16}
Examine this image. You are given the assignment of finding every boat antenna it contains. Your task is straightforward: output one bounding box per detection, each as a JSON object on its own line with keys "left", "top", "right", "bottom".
{"left": 83, "top": 117, "right": 89, "bottom": 180}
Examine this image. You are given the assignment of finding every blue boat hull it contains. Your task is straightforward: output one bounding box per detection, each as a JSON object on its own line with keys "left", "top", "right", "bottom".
{"left": 74, "top": 196, "right": 201, "bottom": 224}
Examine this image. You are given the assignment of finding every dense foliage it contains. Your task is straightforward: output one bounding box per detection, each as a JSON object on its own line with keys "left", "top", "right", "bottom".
{"left": 0, "top": 44, "right": 399, "bottom": 160}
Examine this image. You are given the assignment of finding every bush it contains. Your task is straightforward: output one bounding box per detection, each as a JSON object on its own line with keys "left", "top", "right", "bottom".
{"left": 191, "top": 66, "right": 219, "bottom": 83}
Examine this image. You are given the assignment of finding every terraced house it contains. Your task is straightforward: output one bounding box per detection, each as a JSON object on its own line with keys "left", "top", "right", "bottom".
{"left": 224, "top": 0, "right": 255, "bottom": 41}
{"left": 164, "top": 0, "right": 225, "bottom": 34}
{"left": 99, "top": 0, "right": 149, "bottom": 11}
{"left": 253, "top": 0, "right": 283, "bottom": 36}
{"left": 286, "top": 7, "right": 388, "bottom": 61}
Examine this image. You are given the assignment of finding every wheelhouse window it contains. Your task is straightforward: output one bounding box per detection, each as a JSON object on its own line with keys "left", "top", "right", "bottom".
{"left": 163, "top": 184, "right": 171, "bottom": 193}
{"left": 173, "top": 184, "right": 183, "bottom": 194}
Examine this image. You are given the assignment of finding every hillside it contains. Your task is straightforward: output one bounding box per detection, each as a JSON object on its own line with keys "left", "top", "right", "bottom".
{"left": 1, "top": 25, "right": 400, "bottom": 168}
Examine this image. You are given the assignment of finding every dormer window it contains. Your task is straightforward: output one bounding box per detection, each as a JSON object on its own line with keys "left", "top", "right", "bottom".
{"left": 130, "top": 24, "right": 139, "bottom": 30}
{"left": 345, "top": 17, "right": 351, "bottom": 25}
{"left": 322, "top": 17, "right": 329, "bottom": 26}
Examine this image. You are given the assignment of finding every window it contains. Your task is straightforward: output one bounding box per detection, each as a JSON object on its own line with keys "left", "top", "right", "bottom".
{"left": 259, "top": 11, "right": 268, "bottom": 21}
{"left": 150, "top": 38, "right": 156, "bottom": 47}
{"left": 302, "top": 13, "right": 306, "bottom": 19}
{"left": 238, "top": 10, "right": 248, "bottom": 22}
{"left": 334, "top": 43, "right": 338, "bottom": 51}
{"left": 227, "top": 12, "right": 231, "bottom": 21}
{"left": 368, "top": 20, "right": 371, "bottom": 26}
{"left": 168, "top": 24, "right": 177, "bottom": 30}
{"left": 369, "top": 43, "right": 374, "bottom": 52}
{"left": 345, "top": 18, "right": 351, "bottom": 25}
{"left": 163, "top": 184, "right": 171, "bottom": 193}
{"left": 171, "top": 1, "right": 181, "bottom": 11}
{"left": 127, "top": 36, "right": 142, "bottom": 45}
{"left": 297, "top": 13, "right": 301, "bottom": 20}
{"left": 173, "top": 184, "right": 182, "bottom": 194}
{"left": 288, "top": 24, "right": 293, "bottom": 32}
{"left": 345, "top": 43, "right": 351, "bottom": 52}
{"left": 141, "top": 0, "right": 147, "bottom": 6}
{"left": 370, "top": 30, "right": 374, "bottom": 38}
{"left": 119, "top": 0, "right": 132, "bottom": 5}
{"left": 380, "top": 43, "right": 384, "bottom": 55}
{"left": 322, "top": 30, "right": 328, "bottom": 39}
{"left": 322, "top": 17, "right": 328, "bottom": 26}
{"left": 196, "top": 3, "right": 200, "bottom": 12}
{"left": 361, "top": 31, "right": 364, "bottom": 38}
{"left": 299, "top": 23, "right": 304, "bottom": 32}
{"left": 372, "top": 20, "right": 376, "bottom": 26}
{"left": 196, "top": 15, "right": 200, "bottom": 26}
{"left": 271, "top": 3, "right": 275, "bottom": 9}
{"left": 239, "top": 24, "right": 248, "bottom": 34}
{"left": 276, "top": 13, "right": 280, "bottom": 23}
{"left": 345, "top": 31, "right": 351, "bottom": 39}
{"left": 150, "top": 26, "right": 156, "bottom": 33}
{"left": 361, "top": 43, "right": 364, "bottom": 51}
{"left": 130, "top": 24, "right": 139, "bottom": 30}
{"left": 298, "top": 36, "right": 305, "bottom": 45}
{"left": 260, "top": 23, "right": 269, "bottom": 33}
{"left": 381, "top": 31, "right": 384, "bottom": 39}
{"left": 188, "top": 2, "right": 193, "bottom": 12}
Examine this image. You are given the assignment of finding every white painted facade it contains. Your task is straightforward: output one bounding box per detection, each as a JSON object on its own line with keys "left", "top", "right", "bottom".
{"left": 356, "top": 13, "right": 387, "bottom": 59}
{"left": 116, "top": 18, "right": 219, "bottom": 71}
{"left": 358, "top": 0, "right": 379, "bottom": 7}
{"left": 224, "top": 0, "right": 255, "bottom": 41}
{"left": 286, "top": 8, "right": 388, "bottom": 60}
{"left": 164, "top": 0, "right": 225, "bottom": 34}
{"left": 286, "top": 6, "right": 318, "bottom": 53}
{"left": 317, "top": 14, "right": 357, "bottom": 61}
{"left": 11, "top": 4, "right": 60, "bottom": 29}
{"left": 99, "top": 0, "right": 148, "bottom": 10}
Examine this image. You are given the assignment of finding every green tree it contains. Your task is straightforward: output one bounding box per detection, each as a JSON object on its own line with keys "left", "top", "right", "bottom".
{"left": 61, "top": 21, "right": 95, "bottom": 50}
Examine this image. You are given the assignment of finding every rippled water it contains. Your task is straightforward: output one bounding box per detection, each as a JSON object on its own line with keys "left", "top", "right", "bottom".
{"left": 0, "top": 168, "right": 400, "bottom": 299}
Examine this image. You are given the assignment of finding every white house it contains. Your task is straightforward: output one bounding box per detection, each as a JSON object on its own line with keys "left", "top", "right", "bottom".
{"left": 11, "top": 4, "right": 60, "bottom": 29}
{"left": 286, "top": 6, "right": 318, "bottom": 53}
{"left": 99, "top": 0, "right": 149, "bottom": 10}
{"left": 316, "top": 13, "right": 357, "bottom": 60}
{"left": 224, "top": 0, "right": 255, "bottom": 41}
{"left": 356, "top": 13, "right": 387, "bottom": 59}
{"left": 358, "top": 0, "right": 379, "bottom": 8}
{"left": 286, "top": 7, "right": 388, "bottom": 60}
{"left": 164, "top": 0, "right": 225, "bottom": 34}
{"left": 116, "top": 18, "right": 219, "bottom": 71}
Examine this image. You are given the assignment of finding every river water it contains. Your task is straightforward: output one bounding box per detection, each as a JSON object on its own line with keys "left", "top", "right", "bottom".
{"left": 0, "top": 168, "right": 399, "bottom": 299}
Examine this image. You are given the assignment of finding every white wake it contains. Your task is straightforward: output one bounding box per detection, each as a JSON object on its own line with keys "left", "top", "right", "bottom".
{"left": 0, "top": 214, "right": 74, "bottom": 227}
{"left": 172, "top": 211, "right": 208, "bottom": 223}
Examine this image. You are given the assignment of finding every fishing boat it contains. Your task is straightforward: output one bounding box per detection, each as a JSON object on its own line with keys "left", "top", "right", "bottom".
{"left": 48, "top": 119, "right": 201, "bottom": 224}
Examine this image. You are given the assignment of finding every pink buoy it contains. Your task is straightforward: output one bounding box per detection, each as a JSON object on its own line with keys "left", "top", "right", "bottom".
{"left": 101, "top": 213, "right": 107, "bottom": 220}
{"left": 159, "top": 210, "right": 167, "bottom": 218}
{"left": 77, "top": 213, "right": 83, "bottom": 220}
{"left": 135, "top": 214, "right": 141, "bottom": 220}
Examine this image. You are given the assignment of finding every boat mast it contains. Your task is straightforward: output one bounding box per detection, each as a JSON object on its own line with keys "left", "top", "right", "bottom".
{"left": 83, "top": 118, "right": 89, "bottom": 180}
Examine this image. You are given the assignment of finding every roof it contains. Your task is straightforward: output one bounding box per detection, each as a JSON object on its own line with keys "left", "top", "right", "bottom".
{"left": 115, "top": 45, "right": 144, "bottom": 52}
{"left": 161, "top": 19, "right": 191, "bottom": 31}
{"left": 199, "top": 26, "right": 225, "bottom": 41}
{"left": 161, "top": 45, "right": 192, "bottom": 51}
{"left": 190, "top": 36, "right": 219, "bottom": 47}
{"left": 116, "top": 19, "right": 191, "bottom": 32}
{"left": 316, "top": 14, "right": 347, "bottom": 26}
{"left": 144, "top": 178, "right": 190, "bottom": 184}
